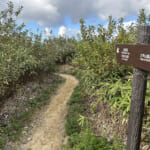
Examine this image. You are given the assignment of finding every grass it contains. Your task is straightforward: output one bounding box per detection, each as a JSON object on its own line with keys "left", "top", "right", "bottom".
{"left": 65, "top": 85, "right": 85, "bottom": 136}
{"left": 64, "top": 68, "right": 125, "bottom": 150}
{"left": 0, "top": 74, "right": 65, "bottom": 150}
{"left": 66, "top": 129, "right": 125, "bottom": 150}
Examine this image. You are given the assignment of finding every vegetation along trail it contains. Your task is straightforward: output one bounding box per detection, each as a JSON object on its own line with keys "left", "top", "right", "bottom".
{"left": 21, "top": 74, "right": 78, "bottom": 150}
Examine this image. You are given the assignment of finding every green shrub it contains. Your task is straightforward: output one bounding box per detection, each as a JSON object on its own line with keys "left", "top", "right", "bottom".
{"left": 65, "top": 85, "right": 85, "bottom": 136}
{"left": 65, "top": 70, "right": 125, "bottom": 150}
{"left": 0, "top": 2, "right": 75, "bottom": 98}
{"left": 66, "top": 129, "right": 125, "bottom": 150}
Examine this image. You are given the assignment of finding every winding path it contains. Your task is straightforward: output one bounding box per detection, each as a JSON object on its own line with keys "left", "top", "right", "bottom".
{"left": 22, "top": 74, "right": 78, "bottom": 150}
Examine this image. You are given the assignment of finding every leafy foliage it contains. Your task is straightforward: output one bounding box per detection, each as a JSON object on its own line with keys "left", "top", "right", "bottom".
{"left": 52, "top": 37, "right": 76, "bottom": 64}
{"left": 64, "top": 77, "right": 125, "bottom": 150}
{"left": 72, "top": 9, "right": 150, "bottom": 143}
{"left": 0, "top": 2, "right": 75, "bottom": 98}
{"left": 65, "top": 85, "right": 85, "bottom": 135}
{"left": 66, "top": 129, "right": 125, "bottom": 150}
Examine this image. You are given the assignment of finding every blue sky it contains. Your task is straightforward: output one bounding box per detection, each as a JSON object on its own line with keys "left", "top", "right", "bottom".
{"left": 1, "top": 0, "right": 150, "bottom": 38}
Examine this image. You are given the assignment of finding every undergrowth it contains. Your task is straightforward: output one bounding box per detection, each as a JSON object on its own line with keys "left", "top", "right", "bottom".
{"left": 64, "top": 70, "right": 125, "bottom": 150}
{"left": 0, "top": 75, "right": 65, "bottom": 150}
{"left": 66, "top": 129, "right": 125, "bottom": 150}
{"left": 70, "top": 9, "right": 150, "bottom": 146}
{"left": 65, "top": 85, "right": 85, "bottom": 135}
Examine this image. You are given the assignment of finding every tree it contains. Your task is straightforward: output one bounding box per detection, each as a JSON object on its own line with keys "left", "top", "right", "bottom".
{"left": 137, "top": 9, "right": 147, "bottom": 25}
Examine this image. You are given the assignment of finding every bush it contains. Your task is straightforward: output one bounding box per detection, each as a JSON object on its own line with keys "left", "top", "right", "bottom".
{"left": 0, "top": 2, "right": 75, "bottom": 98}
{"left": 67, "top": 129, "right": 125, "bottom": 150}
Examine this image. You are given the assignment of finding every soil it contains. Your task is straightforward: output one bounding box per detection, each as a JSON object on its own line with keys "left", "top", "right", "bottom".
{"left": 16, "top": 74, "right": 78, "bottom": 150}
{"left": 86, "top": 98, "right": 128, "bottom": 143}
{"left": 0, "top": 73, "right": 57, "bottom": 130}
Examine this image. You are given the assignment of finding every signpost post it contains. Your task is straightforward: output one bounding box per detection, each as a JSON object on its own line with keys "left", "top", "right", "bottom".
{"left": 116, "top": 26, "right": 150, "bottom": 150}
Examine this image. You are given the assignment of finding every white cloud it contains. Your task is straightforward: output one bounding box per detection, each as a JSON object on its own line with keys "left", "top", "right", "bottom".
{"left": 58, "top": 26, "right": 80, "bottom": 37}
{"left": 104, "top": 20, "right": 136, "bottom": 29}
{"left": 19, "top": 0, "right": 60, "bottom": 26}
{"left": 1, "top": 0, "right": 61, "bottom": 26}
{"left": 1, "top": 0, "right": 150, "bottom": 26}
{"left": 124, "top": 20, "right": 136, "bottom": 29}
{"left": 44, "top": 27, "right": 52, "bottom": 37}
{"left": 58, "top": 26, "right": 67, "bottom": 37}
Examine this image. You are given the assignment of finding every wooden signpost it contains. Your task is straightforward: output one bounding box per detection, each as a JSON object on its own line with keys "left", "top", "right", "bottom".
{"left": 116, "top": 44, "right": 150, "bottom": 71}
{"left": 116, "top": 26, "right": 150, "bottom": 150}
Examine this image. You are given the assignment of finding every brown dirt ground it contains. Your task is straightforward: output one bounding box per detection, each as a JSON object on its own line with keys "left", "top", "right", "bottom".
{"left": 19, "top": 74, "right": 78, "bottom": 150}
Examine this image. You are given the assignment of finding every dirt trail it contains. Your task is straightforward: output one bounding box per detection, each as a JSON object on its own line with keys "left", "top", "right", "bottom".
{"left": 21, "top": 74, "right": 78, "bottom": 150}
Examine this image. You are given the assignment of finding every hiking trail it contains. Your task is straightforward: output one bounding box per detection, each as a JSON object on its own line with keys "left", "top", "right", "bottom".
{"left": 21, "top": 74, "right": 78, "bottom": 150}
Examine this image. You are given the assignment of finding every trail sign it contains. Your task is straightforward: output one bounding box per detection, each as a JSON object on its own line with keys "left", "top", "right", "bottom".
{"left": 116, "top": 26, "right": 150, "bottom": 150}
{"left": 116, "top": 44, "right": 150, "bottom": 71}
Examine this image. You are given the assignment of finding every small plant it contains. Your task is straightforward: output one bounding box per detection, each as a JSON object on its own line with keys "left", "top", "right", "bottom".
{"left": 78, "top": 115, "right": 85, "bottom": 127}
{"left": 90, "top": 103, "right": 97, "bottom": 113}
{"left": 66, "top": 128, "right": 125, "bottom": 150}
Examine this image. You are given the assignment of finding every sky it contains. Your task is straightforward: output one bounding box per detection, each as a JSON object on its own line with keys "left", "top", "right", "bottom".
{"left": 1, "top": 0, "right": 150, "bottom": 38}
